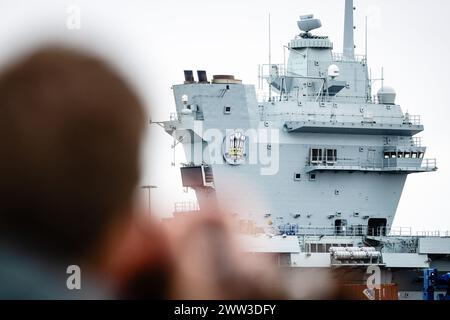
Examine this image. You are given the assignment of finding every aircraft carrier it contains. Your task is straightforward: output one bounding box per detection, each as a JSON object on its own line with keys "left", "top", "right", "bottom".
{"left": 156, "top": 0, "right": 450, "bottom": 300}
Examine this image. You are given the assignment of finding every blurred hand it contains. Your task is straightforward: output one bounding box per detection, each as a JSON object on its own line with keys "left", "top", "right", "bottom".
{"left": 165, "top": 212, "right": 287, "bottom": 300}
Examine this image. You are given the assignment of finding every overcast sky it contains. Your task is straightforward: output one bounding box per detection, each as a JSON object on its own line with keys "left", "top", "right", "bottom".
{"left": 1, "top": 0, "right": 449, "bottom": 232}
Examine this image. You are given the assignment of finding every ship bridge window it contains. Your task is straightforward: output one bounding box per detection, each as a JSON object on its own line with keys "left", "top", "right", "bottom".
{"left": 384, "top": 152, "right": 392, "bottom": 159}
{"left": 310, "top": 149, "right": 323, "bottom": 165}
{"left": 384, "top": 151, "right": 424, "bottom": 159}
{"left": 384, "top": 152, "right": 404, "bottom": 159}
{"left": 326, "top": 149, "right": 337, "bottom": 164}
{"left": 310, "top": 148, "right": 338, "bottom": 165}
{"left": 401, "top": 152, "right": 413, "bottom": 159}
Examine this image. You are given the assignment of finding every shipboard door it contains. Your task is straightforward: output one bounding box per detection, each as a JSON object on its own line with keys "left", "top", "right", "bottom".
{"left": 367, "top": 148, "right": 376, "bottom": 167}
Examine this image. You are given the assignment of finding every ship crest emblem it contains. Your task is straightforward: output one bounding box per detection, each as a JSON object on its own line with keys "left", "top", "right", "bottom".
{"left": 223, "top": 130, "right": 247, "bottom": 165}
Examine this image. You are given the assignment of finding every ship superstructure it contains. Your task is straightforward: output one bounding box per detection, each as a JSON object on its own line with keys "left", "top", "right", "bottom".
{"left": 157, "top": 0, "right": 450, "bottom": 300}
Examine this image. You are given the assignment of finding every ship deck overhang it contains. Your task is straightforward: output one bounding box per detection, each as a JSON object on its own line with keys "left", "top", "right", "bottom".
{"left": 305, "top": 165, "right": 437, "bottom": 174}
{"left": 285, "top": 121, "right": 424, "bottom": 136}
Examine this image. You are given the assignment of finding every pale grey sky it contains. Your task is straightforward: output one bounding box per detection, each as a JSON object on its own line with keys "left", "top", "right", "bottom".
{"left": 0, "top": 0, "right": 449, "bottom": 231}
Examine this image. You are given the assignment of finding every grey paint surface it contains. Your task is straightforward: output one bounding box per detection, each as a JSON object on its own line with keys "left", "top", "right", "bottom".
{"left": 419, "top": 238, "right": 450, "bottom": 254}
{"left": 161, "top": 0, "right": 449, "bottom": 298}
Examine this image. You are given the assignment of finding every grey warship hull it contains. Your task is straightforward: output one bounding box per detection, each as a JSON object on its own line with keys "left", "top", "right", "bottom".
{"left": 158, "top": 0, "right": 450, "bottom": 300}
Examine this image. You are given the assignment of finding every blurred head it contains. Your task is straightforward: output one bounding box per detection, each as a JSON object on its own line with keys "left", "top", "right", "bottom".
{"left": 0, "top": 47, "right": 145, "bottom": 263}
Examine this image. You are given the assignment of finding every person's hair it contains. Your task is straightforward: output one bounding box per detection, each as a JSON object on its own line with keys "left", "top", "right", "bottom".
{"left": 0, "top": 47, "right": 145, "bottom": 261}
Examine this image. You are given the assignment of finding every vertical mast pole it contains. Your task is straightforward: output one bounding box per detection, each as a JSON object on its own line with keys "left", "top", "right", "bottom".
{"left": 268, "top": 13, "right": 272, "bottom": 102}
{"left": 343, "top": 0, "right": 355, "bottom": 60}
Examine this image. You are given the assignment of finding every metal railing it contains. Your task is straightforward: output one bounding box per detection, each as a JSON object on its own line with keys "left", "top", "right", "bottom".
{"left": 412, "top": 137, "right": 422, "bottom": 147}
{"left": 288, "top": 226, "right": 450, "bottom": 238}
{"left": 421, "top": 159, "right": 438, "bottom": 170}
{"left": 332, "top": 53, "right": 367, "bottom": 63}
{"left": 389, "top": 229, "right": 450, "bottom": 238}
{"left": 385, "top": 137, "right": 422, "bottom": 147}
{"left": 295, "top": 226, "right": 388, "bottom": 237}
{"left": 416, "top": 230, "right": 450, "bottom": 237}
{"left": 308, "top": 158, "right": 437, "bottom": 171}
{"left": 174, "top": 201, "right": 200, "bottom": 213}
{"left": 388, "top": 227, "right": 413, "bottom": 237}
{"left": 403, "top": 114, "right": 421, "bottom": 125}
{"left": 262, "top": 112, "right": 421, "bottom": 126}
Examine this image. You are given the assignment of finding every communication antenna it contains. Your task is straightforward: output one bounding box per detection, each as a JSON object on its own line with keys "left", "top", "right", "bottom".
{"left": 343, "top": 0, "right": 355, "bottom": 60}
{"left": 268, "top": 13, "right": 272, "bottom": 102}
{"left": 365, "top": 16, "right": 370, "bottom": 101}
{"left": 365, "top": 16, "right": 368, "bottom": 62}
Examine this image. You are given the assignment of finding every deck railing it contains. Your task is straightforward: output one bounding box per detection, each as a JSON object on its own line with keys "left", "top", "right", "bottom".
{"left": 332, "top": 52, "right": 367, "bottom": 63}
{"left": 285, "top": 226, "right": 450, "bottom": 238}
{"left": 307, "top": 158, "right": 437, "bottom": 172}
{"left": 261, "top": 112, "right": 422, "bottom": 127}
{"left": 174, "top": 201, "right": 200, "bottom": 213}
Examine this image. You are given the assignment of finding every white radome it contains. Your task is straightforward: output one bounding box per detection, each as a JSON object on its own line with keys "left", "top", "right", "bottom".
{"left": 377, "top": 86, "right": 397, "bottom": 105}
{"left": 328, "top": 64, "right": 340, "bottom": 78}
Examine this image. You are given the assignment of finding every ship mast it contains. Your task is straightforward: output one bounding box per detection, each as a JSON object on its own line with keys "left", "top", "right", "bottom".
{"left": 343, "top": 0, "right": 355, "bottom": 60}
{"left": 268, "top": 13, "right": 272, "bottom": 102}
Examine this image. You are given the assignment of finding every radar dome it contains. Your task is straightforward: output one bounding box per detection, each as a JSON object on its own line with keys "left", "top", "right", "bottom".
{"left": 181, "top": 107, "right": 193, "bottom": 115}
{"left": 328, "top": 64, "right": 340, "bottom": 78}
{"left": 377, "top": 86, "right": 396, "bottom": 105}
